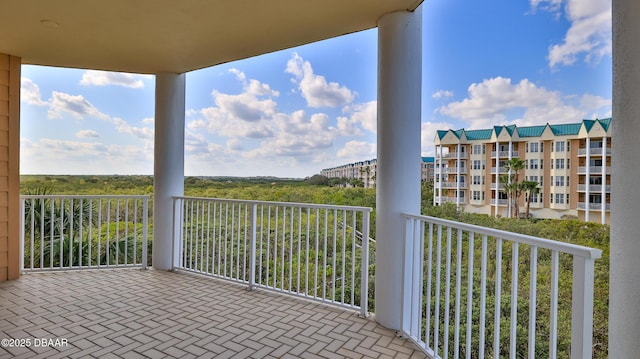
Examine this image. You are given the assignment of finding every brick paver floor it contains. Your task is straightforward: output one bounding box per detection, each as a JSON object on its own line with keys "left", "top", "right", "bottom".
{"left": 0, "top": 269, "right": 426, "bottom": 358}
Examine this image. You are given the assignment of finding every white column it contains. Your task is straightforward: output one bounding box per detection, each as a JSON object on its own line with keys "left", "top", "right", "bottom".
{"left": 456, "top": 145, "right": 461, "bottom": 207}
{"left": 585, "top": 137, "right": 590, "bottom": 222}
{"left": 508, "top": 141, "right": 513, "bottom": 218}
{"left": 376, "top": 7, "right": 422, "bottom": 330}
{"left": 153, "top": 73, "right": 185, "bottom": 270}
{"left": 611, "top": 1, "right": 640, "bottom": 356}
{"left": 438, "top": 145, "right": 443, "bottom": 204}
{"left": 433, "top": 145, "right": 438, "bottom": 206}
{"left": 494, "top": 143, "right": 499, "bottom": 217}
{"left": 601, "top": 136, "right": 607, "bottom": 224}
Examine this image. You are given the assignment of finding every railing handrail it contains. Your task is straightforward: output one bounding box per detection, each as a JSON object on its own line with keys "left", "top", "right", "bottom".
{"left": 401, "top": 213, "right": 602, "bottom": 259}
{"left": 20, "top": 194, "right": 150, "bottom": 199}
{"left": 173, "top": 196, "right": 373, "bottom": 213}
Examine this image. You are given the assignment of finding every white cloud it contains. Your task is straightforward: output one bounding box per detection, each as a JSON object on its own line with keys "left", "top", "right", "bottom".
{"left": 80, "top": 70, "right": 150, "bottom": 88}
{"left": 48, "top": 91, "right": 110, "bottom": 120}
{"left": 286, "top": 52, "right": 355, "bottom": 108}
{"left": 437, "top": 76, "right": 610, "bottom": 128}
{"left": 336, "top": 140, "right": 376, "bottom": 159}
{"left": 112, "top": 117, "right": 154, "bottom": 140}
{"left": 341, "top": 101, "right": 377, "bottom": 134}
{"left": 432, "top": 90, "right": 454, "bottom": 100}
{"left": 76, "top": 130, "right": 100, "bottom": 138}
{"left": 142, "top": 117, "right": 154, "bottom": 124}
{"left": 530, "top": 0, "right": 611, "bottom": 68}
{"left": 421, "top": 121, "right": 456, "bottom": 156}
{"left": 20, "top": 77, "right": 48, "bottom": 106}
{"left": 20, "top": 137, "right": 153, "bottom": 175}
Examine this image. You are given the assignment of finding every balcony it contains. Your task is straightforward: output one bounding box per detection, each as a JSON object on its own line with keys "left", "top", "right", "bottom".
{"left": 439, "top": 152, "right": 468, "bottom": 159}
{"left": 577, "top": 202, "right": 611, "bottom": 211}
{"left": 14, "top": 194, "right": 603, "bottom": 358}
{"left": 491, "top": 166, "right": 507, "bottom": 174}
{"left": 445, "top": 167, "right": 467, "bottom": 174}
{"left": 578, "top": 184, "right": 611, "bottom": 192}
{"left": 492, "top": 198, "right": 509, "bottom": 205}
{"left": 440, "top": 181, "right": 467, "bottom": 189}
{"left": 436, "top": 196, "right": 467, "bottom": 205}
{"left": 578, "top": 148, "right": 612, "bottom": 156}
{"left": 490, "top": 182, "right": 504, "bottom": 190}
{"left": 491, "top": 151, "right": 519, "bottom": 158}
{"left": 577, "top": 166, "right": 611, "bottom": 174}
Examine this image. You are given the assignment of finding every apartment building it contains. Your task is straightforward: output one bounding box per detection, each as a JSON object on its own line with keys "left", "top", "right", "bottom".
{"left": 321, "top": 157, "right": 435, "bottom": 188}
{"left": 433, "top": 118, "right": 612, "bottom": 224}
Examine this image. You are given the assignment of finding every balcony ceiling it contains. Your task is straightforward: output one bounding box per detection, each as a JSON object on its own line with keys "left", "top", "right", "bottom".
{"left": 0, "top": 0, "right": 423, "bottom": 74}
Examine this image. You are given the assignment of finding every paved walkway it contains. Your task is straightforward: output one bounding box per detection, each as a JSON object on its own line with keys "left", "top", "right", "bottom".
{"left": 0, "top": 269, "right": 425, "bottom": 358}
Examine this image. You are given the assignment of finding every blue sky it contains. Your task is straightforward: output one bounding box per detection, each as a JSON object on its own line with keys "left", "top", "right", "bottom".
{"left": 20, "top": 0, "right": 612, "bottom": 177}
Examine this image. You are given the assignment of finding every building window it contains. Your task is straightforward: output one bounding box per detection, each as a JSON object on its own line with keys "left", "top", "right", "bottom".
{"left": 473, "top": 175, "right": 481, "bottom": 185}
{"left": 555, "top": 176, "right": 564, "bottom": 187}
{"left": 566, "top": 193, "right": 570, "bottom": 204}
{"left": 567, "top": 159, "right": 570, "bottom": 169}
{"left": 526, "top": 143, "right": 529, "bottom": 153}
{"left": 473, "top": 160, "right": 481, "bottom": 170}
{"left": 530, "top": 142, "right": 539, "bottom": 153}
{"left": 556, "top": 158, "right": 564, "bottom": 169}
{"left": 482, "top": 144, "right": 486, "bottom": 154}
{"left": 482, "top": 160, "right": 486, "bottom": 169}
{"left": 525, "top": 159, "right": 529, "bottom": 169}
{"left": 530, "top": 159, "right": 539, "bottom": 169}
{"left": 473, "top": 191, "right": 481, "bottom": 201}
{"left": 567, "top": 141, "right": 570, "bottom": 151}
{"left": 556, "top": 193, "right": 564, "bottom": 204}
{"left": 556, "top": 141, "right": 565, "bottom": 152}
{"left": 550, "top": 193, "right": 554, "bottom": 203}
{"left": 550, "top": 176, "right": 554, "bottom": 186}
{"left": 540, "top": 159, "right": 544, "bottom": 169}
{"left": 551, "top": 141, "right": 554, "bottom": 152}
{"left": 541, "top": 142, "right": 544, "bottom": 152}
{"left": 482, "top": 176, "right": 486, "bottom": 185}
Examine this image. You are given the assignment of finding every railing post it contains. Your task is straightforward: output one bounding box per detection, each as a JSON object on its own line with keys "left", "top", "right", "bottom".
{"left": 400, "top": 215, "right": 415, "bottom": 336}
{"left": 142, "top": 197, "right": 149, "bottom": 269}
{"left": 571, "top": 256, "right": 596, "bottom": 359}
{"left": 19, "top": 197, "right": 25, "bottom": 272}
{"left": 359, "top": 210, "right": 370, "bottom": 317}
{"left": 248, "top": 203, "right": 257, "bottom": 291}
{"left": 171, "top": 197, "right": 182, "bottom": 270}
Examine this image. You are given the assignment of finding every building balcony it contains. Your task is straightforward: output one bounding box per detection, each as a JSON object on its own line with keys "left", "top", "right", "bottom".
{"left": 577, "top": 166, "right": 611, "bottom": 174}
{"left": 578, "top": 148, "right": 612, "bottom": 156}
{"left": 578, "top": 184, "right": 611, "bottom": 192}
{"left": 445, "top": 167, "right": 467, "bottom": 174}
{"left": 439, "top": 152, "right": 468, "bottom": 159}
{"left": 14, "top": 194, "right": 602, "bottom": 359}
{"left": 577, "top": 202, "right": 611, "bottom": 211}
{"left": 491, "top": 166, "right": 507, "bottom": 174}
{"left": 435, "top": 196, "right": 467, "bottom": 204}
{"left": 492, "top": 198, "right": 509, "bottom": 205}
{"left": 491, "top": 151, "right": 519, "bottom": 158}
{"left": 440, "top": 181, "right": 467, "bottom": 189}
{"left": 490, "top": 182, "right": 505, "bottom": 189}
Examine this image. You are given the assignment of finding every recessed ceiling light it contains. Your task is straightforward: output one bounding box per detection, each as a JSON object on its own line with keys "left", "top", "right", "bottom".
{"left": 40, "top": 20, "right": 60, "bottom": 29}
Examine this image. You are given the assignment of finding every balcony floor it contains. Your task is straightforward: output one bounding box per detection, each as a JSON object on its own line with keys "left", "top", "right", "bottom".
{"left": 0, "top": 269, "right": 425, "bottom": 359}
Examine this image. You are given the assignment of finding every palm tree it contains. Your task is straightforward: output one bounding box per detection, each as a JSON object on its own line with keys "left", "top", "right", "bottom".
{"left": 521, "top": 180, "right": 540, "bottom": 219}
{"left": 502, "top": 158, "right": 526, "bottom": 218}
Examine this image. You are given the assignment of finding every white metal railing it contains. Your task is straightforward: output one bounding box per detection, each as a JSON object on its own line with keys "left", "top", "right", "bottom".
{"left": 491, "top": 151, "right": 519, "bottom": 158}
{"left": 436, "top": 197, "right": 467, "bottom": 205}
{"left": 577, "top": 166, "right": 611, "bottom": 174}
{"left": 20, "top": 195, "right": 149, "bottom": 271}
{"left": 578, "top": 148, "right": 611, "bottom": 156}
{"left": 577, "top": 202, "right": 611, "bottom": 211}
{"left": 441, "top": 182, "right": 467, "bottom": 189}
{"left": 577, "top": 184, "right": 611, "bottom": 192}
{"left": 492, "top": 198, "right": 508, "bottom": 205}
{"left": 445, "top": 167, "right": 467, "bottom": 174}
{"left": 491, "top": 166, "right": 507, "bottom": 174}
{"left": 490, "top": 182, "right": 504, "bottom": 190}
{"left": 441, "top": 153, "right": 468, "bottom": 159}
{"left": 401, "top": 214, "right": 602, "bottom": 359}
{"left": 172, "top": 196, "right": 372, "bottom": 316}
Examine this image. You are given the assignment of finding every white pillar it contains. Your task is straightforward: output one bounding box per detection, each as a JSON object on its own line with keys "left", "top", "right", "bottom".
{"left": 376, "top": 7, "right": 422, "bottom": 330}
{"left": 433, "top": 145, "right": 438, "bottom": 206}
{"left": 153, "top": 73, "right": 185, "bottom": 270}
{"left": 456, "top": 145, "right": 461, "bottom": 207}
{"left": 438, "top": 145, "right": 443, "bottom": 204}
{"left": 585, "top": 137, "right": 590, "bottom": 221}
{"left": 611, "top": 1, "right": 640, "bottom": 355}
{"left": 508, "top": 141, "right": 513, "bottom": 218}
{"left": 601, "top": 136, "right": 607, "bottom": 224}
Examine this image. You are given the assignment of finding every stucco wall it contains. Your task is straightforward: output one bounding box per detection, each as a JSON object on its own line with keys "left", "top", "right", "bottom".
{"left": 0, "top": 53, "right": 20, "bottom": 281}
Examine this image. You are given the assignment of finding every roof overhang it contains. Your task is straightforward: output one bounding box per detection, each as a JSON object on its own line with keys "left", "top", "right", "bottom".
{"left": 1, "top": 0, "right": 423, "bottom": 74}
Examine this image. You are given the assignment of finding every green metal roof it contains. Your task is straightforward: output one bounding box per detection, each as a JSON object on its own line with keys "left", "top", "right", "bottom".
{"left": 504, "top": 125, "right": 516, "bottom": 136}
{"left": 453, "top": 129, "right": 464, "bottom": 139}
{"left": 421, "top": 157, "right": 434, "bottom": 163}
{"left": 493, "top": 126, "right": 503, "bottom": 136}
{"left": 549, "top": 123, "right": 581, "bottom": 136}
{"left": 516, "top": 125, "right": 546, "bottom": 137}
{"left": 436, "top": 130, "right": 448, "bottom": 140}
{"left": 464, "top": 129, "right": 493, "bottom": 140}
{"left": 598, "top": 118, "right": 612, "bottom": 131}
{"left": 582, "top": 119, "right": 596, "bottom": 132}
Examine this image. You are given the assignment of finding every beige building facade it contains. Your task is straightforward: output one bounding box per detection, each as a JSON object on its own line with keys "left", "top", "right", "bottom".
{"left": 434, "top": 119, "right": 612, "bottom": 224}
{"left": 321, "top": 157, "right": 435, "bottom": 188}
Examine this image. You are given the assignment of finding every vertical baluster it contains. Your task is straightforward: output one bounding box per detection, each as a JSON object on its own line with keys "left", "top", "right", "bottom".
{"left": 509, "top": 242, "right": 520, "bottom": 359}
{"left": 297, "top": 207, "right": 302, "bottom": 294}
{"left": 444, "top": 227, "right": 453, "bottom": 357}
{"left": 434, "top": 224, "right": 442, "bottom": 357}
{"left": 466, "top": 232, "right": 475, "bottom": 359}
{"left": 332, "top": 209, "right": 337, "bottom": 302}
{"left": 351, "top": 211, "right": 356, "bottom": 306}
{"left": 454, "top": 228, "right": 464, "bottom": 359}
{"left": 479, "top": 235, "right": 488, "bottom": 359}
{"left": 494, "top": 238, "right": 503, "bottom": 359}
{"left": 115, "top": 198, "right": 119, "bottom": 265}
{"left": 305, "top": 207, "right": 310, "bottom": 297}
{"left": 528, "top": 246, "right": 538, "bottom": 359}
{"left": 97, "top": 199, "right": 102, "bottom": 267}
{"left": 425, "top": 222, "right": 433, "bottom": 349}
{"left": 549, "top": 251, "right": 559, "bottom": 359}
